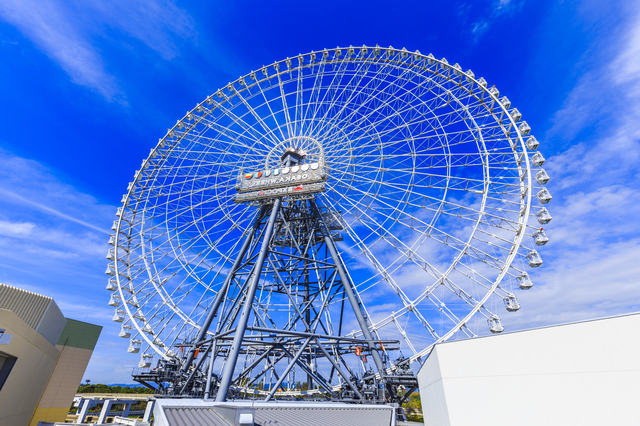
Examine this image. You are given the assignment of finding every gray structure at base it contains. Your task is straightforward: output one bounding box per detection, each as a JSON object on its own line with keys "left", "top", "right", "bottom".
{"left": 153, "top": 399, "right": 397, "bottom": 426}
{"left": 73, "top": 395, "right": 154, "bottom": 424}
{"left": 417, "top": 312, "right": 640, "bottom": 426}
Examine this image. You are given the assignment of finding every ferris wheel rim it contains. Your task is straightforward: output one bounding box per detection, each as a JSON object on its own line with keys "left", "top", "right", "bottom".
{"left": 108, "top": 45, "right": 550, "bottom": 365}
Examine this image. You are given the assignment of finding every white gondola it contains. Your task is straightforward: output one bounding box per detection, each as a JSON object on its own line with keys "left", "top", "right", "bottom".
{"left": 488, "top": 316, "right": 504, "bottom": 333}
{"left": 526, "top": 250, "right": 543, "bottom": 268}
{"left": 537, "top": 188, "right": 552, "bottom": 204}
{"left": 536, "top": 207, "right": 553, "bottom": 224}
{"left": 526, "top": 136, "right": 539, "bottom": 150}
{"left": 532, "top": 229, "right": 549, "bottom": 246}
{"left": 119, "top": 324, "right": 133, "bottom": 338}
{"left": 108, "top": 294, "right": 121, "bottom": 307}
{"left": 464, "top": 68, "right": 474, "bottom": 81}
{"left": 113, "top": 309, "right": 125, "bottom": 322}
{"left": 106, "top": 250, "right": 115, "bottom": 261}
{"left": 499, "top": 96, "right": 511, "bottom": 109}
{"left": 517, "top": 272, "right": 534, "bottom": 290}
{"left": 535, "top": 169, "right": 550, "bottom": 185}
{"left": 510, "top": 108, "right": 522, "bottom": 122}
{"left": 106, "top": 279, "right": 117, "bottom": 291}
{"left": 128, "top": 339, "right": 141, "bottom": 353}
{"left": 139, "top": 354, "right": 153, "bottom": 368}
{"left": 105, "top": 265, "right": 115, "bottom": 276}
{"left": 531, "top": 152, "right": 545, "bottom": 167}
{"left": 518, "top": 121, "right": 531, "bottom": 136}
{"left": 503, "top": 295, "right": 520, "bottom": 312}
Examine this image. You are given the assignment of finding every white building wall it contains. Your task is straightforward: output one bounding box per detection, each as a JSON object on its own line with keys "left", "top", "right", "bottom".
{"left": 417, "top": 313, "right": 640, "bottom": 426}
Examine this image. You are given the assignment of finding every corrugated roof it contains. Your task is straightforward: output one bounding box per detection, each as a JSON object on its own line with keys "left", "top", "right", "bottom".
{"left": 0, "top": 283, "right": 52, "bottom": 329}
{"left": 165, "top": 408, "right": 229, "bottom": 426}
{"left": 254, "top": 406, "right": 393, "bottom": 426}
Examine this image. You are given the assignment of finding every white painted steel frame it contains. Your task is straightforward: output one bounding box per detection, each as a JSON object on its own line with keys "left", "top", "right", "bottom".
{"left": 107, "top": 45, "right": 551, "bottom": 373}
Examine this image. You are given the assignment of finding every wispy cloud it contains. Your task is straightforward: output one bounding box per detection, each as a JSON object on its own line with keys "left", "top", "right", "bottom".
{"left": 0, "top": 149, "right": 114, "bottom": 269}
{"left": 547, "top": 7, "right": 640, "bottom": 188}
{"left": 88, "top": 0, "right": 195, "bottom": 61}
{"left": 0, "top": 188, "right": 109, "bottom": 234}
{"left": 501, "top": 5, "right": 640, "bottom": 332}
{"left": 469, "top": 0, "right": 523, "bottom": 42}
{"left": 0, "top": 149, "right": 119, "bottom": 378}
{"left": 0, "top": 0, "right": 195, "bottom": 100}
{"left": 0, "top": 0, "right": 118, "bottom": 99}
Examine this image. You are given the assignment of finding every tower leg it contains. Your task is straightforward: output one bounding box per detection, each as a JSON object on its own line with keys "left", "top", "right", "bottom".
{"left": 204, "top": 340, "right": 217, "bottom": 399}
{"left": 310, "top": 200, "right": 387, "bottom": 377}
{"left": 181, "top": 207, "right": 266, "bottom": 376}
{"left": 216, "top": 199, "right": 282, "bottom": 402}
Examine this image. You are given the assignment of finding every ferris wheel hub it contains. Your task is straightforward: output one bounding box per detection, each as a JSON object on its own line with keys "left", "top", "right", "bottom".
{"left": 266, "top": 136, "right": 324, "bottom": 169}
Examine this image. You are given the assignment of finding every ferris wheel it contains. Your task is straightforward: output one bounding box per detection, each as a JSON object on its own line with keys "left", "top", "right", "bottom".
{"left": 106, "top": 45, "right": 552, "bottom": 399}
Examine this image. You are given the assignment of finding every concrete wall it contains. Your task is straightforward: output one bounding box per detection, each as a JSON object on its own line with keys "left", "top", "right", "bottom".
{"left": 417, "top": 313, "right": 640, "bottom": 426}
{"left": 30, "top": 319, "right": 102, "bottom": 425}
{"left": 0, "top": 309, "right": 61, "bottom": 426}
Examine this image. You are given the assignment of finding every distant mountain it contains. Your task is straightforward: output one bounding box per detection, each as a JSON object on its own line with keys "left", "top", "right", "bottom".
{"left": 108, "top": 384, "right": 154, "bottom": 388}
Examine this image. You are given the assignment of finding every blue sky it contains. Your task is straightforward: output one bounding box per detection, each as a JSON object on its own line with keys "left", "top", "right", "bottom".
{"left": 0, "top": 0, "right": 639, "bottom": 384}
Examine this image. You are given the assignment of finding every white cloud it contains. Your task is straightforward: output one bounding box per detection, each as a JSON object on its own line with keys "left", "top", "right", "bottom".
{"left": 469, "top": 0, "right": 523, "bottom": 42}
{"left": 547, "top": 7, "right": 640, "bottom": 188}
{"left": 0, "top": 149, "right": 115, "bottom": 289}
{"left": 0, "top": 149, "right": 129, "bottom": 381}
{"left": 0, "top": 0, "right": 120, "bottom": 99}
{"left": 500, "top": 5, "right": 640, "bottom": 332}
{"left": 0, "top": 0, "right": 195, "bottom": 100}
{"left": 0, "top": 149, "right": 114, "bottom": 232}
{"left": 88, "top": 0, "right": 195, "bottom": 61}
{"left": 0, "top": 220, "right": 35, "bottom": 237}
{"left": 504, "top": 238, "right": 640, "bottom": 331}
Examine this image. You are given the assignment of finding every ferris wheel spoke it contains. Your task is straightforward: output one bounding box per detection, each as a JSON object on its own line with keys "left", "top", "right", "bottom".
{"left": 305, "top": 56, "right": 369, "bottom": 136}
{"left": 329, "top": 158, "right": 487, "bottom": 190}
{"left": 310, "top": 66, "right": 426, "bottom": 144}
{"left": 199, "top": 102, "right": 274, "bottom": 151}
{"left": 329, "top": 204, "right": 443, "bottom": 341}
{"left": 326, "top": 180, "right": 513, "bottom": 311}
{"left": 308, "top": 59, "right": 411, "bottom": 140}
{"left": 229, "top": 89, "right": 284, "bottom": 146}
{"left": 317, "top": 66, "right": 476, "bottom": 145}
{"left": 181, "top": 123, "right": 265, "bottom": 153}
{"left": 327, "top": 177, "right": 478, "bottom": 261}
{"left": 275, "top": 72, "right": 295, "bottom": 138}
{"left": 307, "top": 58, "right": 388, "bottom": 138}
{"left": 254, "top": 76, "right": 289, "bottom": 141}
